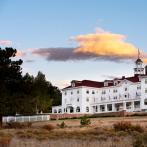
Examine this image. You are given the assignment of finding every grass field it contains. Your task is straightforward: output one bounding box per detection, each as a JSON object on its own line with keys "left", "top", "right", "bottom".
{"left": 1, "top": 116, "right": 147, "bottom": 147}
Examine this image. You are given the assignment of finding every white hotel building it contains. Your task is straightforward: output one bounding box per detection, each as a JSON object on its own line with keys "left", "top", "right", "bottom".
{"left": 52, "top": 57, "right": 147, "bottom": 114}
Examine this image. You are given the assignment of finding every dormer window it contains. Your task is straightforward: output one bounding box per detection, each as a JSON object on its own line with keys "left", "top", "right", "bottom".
{"left": 104, "top": 82, "right": 108, "bottom": 87}
{"left": 114, "top": 81, "right": 117, "bottom": 86}
{"left": 71, "top": 82, "right": 75, "bottom": 87}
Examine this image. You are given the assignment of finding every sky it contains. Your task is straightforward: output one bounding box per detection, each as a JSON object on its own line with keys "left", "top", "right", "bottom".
{"left": 0, "top": 0, "right": 147, "bottom": 88}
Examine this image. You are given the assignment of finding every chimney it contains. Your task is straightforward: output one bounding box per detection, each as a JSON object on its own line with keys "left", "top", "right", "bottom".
{"left": 122, "top": 76, "right": 125, "bottom": 79}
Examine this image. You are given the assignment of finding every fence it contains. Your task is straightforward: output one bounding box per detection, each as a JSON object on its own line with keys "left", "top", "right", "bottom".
{"left": 2, "top": 114, "right": 50, "bottom": 123}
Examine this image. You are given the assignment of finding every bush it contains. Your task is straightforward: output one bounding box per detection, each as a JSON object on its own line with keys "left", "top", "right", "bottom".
{"left": 0, "top": 136, "right": 12, "bottom": 146}
{"left": 113, "top": 121, "right": 144, "bottom": 133}
{"left": 57, "top": 121, "right": 67, "bottom": 128}
{"left": 133, "top": 133, "right": 147, "bottom": 147}
{"left": 5, "top": 121, "right": 32, "bottom": 129}
{"left": 42, "top": 124, "right": 55, "bottom": 131}
{"left": 80, "top": 116, "right": 91, "bottom": 126}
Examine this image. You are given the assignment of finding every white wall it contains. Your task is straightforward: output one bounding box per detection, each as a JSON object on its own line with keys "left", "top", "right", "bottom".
{"left": 55, "top": 79, "right": 143, "bottom": 114}
{"left": 140, "top": 77, "right": 147, "bottom": 111}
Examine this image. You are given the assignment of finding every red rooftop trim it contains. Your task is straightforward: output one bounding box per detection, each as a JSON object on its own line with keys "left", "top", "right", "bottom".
{"left": 62, "top": 75, "right": 141, "bottom": 90}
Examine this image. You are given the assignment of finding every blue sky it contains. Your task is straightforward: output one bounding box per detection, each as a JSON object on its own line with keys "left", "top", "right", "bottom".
{"left": 0, "top": 0, "right": 147, "bottom": 88}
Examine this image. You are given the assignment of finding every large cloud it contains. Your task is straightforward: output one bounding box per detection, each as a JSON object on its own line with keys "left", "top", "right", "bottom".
{"left": 74, "top": 28, "right": 138, "bottom": 59}
{"left": 31, "top": 28, "right": 145, "bottom": 62}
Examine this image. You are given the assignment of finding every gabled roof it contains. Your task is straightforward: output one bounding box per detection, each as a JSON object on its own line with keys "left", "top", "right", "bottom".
{"left": 125, "top": 76, "right": 140, "bottom": 83}
{"left": 62, "top": 75, "right": 141, "bottom": 90}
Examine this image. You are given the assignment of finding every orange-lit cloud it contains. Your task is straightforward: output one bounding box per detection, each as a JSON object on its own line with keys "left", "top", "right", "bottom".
{"left": 0, "top": 40, "right": 12, "bottom": 46}
{"left": 74, "top": 28, "right": 138, "bottom": 59}
{"left": 31, "top": 28, "right": 146, "bottom": 62}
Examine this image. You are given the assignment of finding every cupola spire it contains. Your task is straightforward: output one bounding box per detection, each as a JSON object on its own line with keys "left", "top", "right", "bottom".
{"left": 134, "top": 48, "right": 144, "bottom": 75}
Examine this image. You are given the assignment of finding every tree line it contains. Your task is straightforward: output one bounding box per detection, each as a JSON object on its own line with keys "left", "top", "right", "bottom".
{"left": 0, "top": 47, "right": 61, "bottom": 127}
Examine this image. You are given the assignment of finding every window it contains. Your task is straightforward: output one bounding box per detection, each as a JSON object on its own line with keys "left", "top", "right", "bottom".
{"left": 114, "top": 96, "right": 117, "bottom": 99}
{"left": 145, "top": 88, "right": 147, "bottom": 93}
{"left": 58, "top": 109, "right": 62, "bottom": 113}
{"left": 145, "top": 79, "right": 147, "bottom": 84}
{"left": 101, "top": 97, "right": 106, "bottom": 101}
{"left": 113, "top": 89, "right": 117, "bottom": 93}
{"left": 86, "top": 107, "right": 89, "bottom": 112}
{"left": 144, "top": 99, "right": 147, "bottom": 105}
{"left": 64, "top": 92, "right": 67, "bottom": 95}
{"left": 107, "top": 104, "right": 112, "bottom": 111}
{"left": 86, "top": 97, "right": 89, "bottom": 102}
{"left": 77, "top": 90, "right": 79, "bottom": 94}
{"left": 54, "top": 109, "right": 57, "bottom": 113}
{"left": 95, "top": 106, "right": 98, "bottom": 112}
{"left": 76, "top": 107, "right": 80, "bottom": 112}
{"left": 77, "top": 98, "right": 79, "bottom": 102}
{"left": 92, "top": 90, "right": 95, "bottom": 94}
{"left": 125, "top": 88, "right": 127, "bottom": 91}
{"left": 125, "top": 94, "right": 127, "bottom": 98}
{"left": 71, "top": 91, "right": 73, "bottom": 95}
{"left": 102, "top": 90, "right": 106, "bottom": 94}
{"left": 86, "top": 90, "right": 89, "bottom": 94}
{"left": 137, "top": 86, "right": 141, "bottom": 90}
{"left": 71, "top": 82, "right": 75, "bottom": 87}
{"left": 100, "top": 105, "right": 105, "bottom": 111}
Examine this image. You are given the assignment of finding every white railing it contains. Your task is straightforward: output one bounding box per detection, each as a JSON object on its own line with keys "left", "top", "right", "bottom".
{"left": 2, "top": 114, "right": 50, "bottom": 123}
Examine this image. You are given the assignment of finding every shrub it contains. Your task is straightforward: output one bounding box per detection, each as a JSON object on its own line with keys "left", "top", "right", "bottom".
{"left": 113, "top": 121, "right": 144, "bottom": 133}
{"left": 80, "top": 116, "right": 91, "bottom": 126}
{"left": 133, "top": 133, "right": 147, "bottom": 147}
{"left": 0, "top": 136, "right": 12, "bottom": 146}
{"left": 5, "top": 121, "right": 32, "bottom": 129}
{"left": 57, "top": 121, "right": 67, "bottom": 128}
{"left": 42, "top": 124, "right": 55, "bottom": 131}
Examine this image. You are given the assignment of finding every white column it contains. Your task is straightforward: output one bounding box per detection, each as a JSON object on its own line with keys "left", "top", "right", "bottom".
{"left": 67, "top": 108, "right": 70, "bottom": 113}
{"left": 123, "top": 102, "right": 126, "bottom": 110}
{"left": 112, "top": 103, "right": 115, "bottom": 112}
{"left": 98, "top": 105, "right": 100, "bottom": 113}
{"left": 105, "top": 104, "right": 108, "bottom": 112}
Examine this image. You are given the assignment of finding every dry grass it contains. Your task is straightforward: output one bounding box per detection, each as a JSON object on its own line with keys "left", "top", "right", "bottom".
{"left": 0, "top": 131, "right": 12, "bottom": 147}
{"left": 1, "top": 116, "right": 147, "bottom": 146}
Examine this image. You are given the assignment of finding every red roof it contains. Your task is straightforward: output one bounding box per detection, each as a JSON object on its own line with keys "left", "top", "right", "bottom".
{"left": 126, "top": 76, "right": 140, "bottom": 82}
{"left": 62, "top": 75, "right": 141, "bottom": 90}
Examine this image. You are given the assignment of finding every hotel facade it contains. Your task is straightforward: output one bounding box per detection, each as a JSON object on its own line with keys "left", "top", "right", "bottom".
{"left": 52, "top": 57, "right": 147, "bottom": 114}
